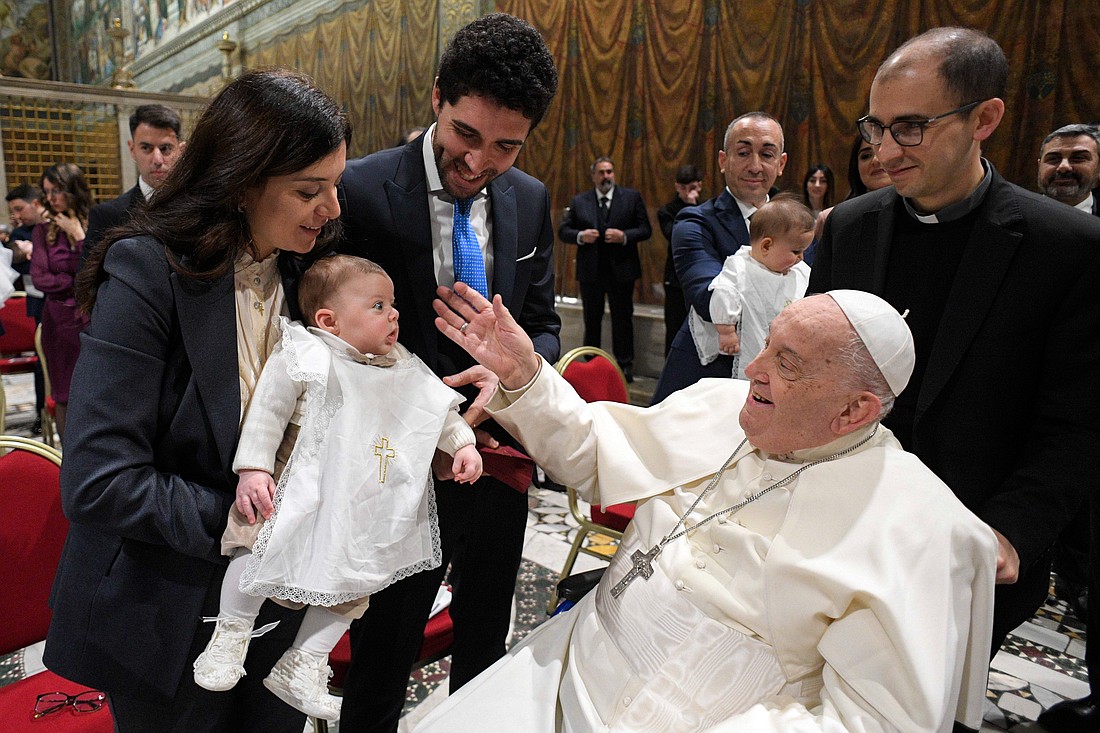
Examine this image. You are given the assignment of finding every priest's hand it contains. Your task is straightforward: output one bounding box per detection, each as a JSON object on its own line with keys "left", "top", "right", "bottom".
{"left": 991, "top": 527, "right": 1020, "bottom": 584}
{"left": 434, "top": 282, "right": 540, "bottom": 390}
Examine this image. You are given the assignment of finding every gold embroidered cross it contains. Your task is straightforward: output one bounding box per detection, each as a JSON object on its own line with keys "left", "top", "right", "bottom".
{"left": 374, "top": 438, "right": 396, "bottom": 484}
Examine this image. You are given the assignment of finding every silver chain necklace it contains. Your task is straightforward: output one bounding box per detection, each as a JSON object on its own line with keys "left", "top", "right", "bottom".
{"left": 610, "top": 426, "right": 879, "bottom": 599}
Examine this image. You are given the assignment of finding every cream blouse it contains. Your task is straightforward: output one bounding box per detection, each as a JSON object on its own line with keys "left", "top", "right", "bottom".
{"left": 233, "top": 252, "right": 288, "bottom": 419}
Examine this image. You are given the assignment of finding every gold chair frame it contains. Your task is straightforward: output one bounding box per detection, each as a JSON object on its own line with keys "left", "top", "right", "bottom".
{"left": 0, "top": 433, "right": 62, "bottom": 464}
{"left": 545, "top": 346, "right": 630, "bottom": 613}
{"left": 34, "top": 323, "right": 57, "bottom": 448}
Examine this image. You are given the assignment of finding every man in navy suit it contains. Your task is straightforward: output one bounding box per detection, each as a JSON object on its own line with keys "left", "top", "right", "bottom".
{"left": 651, "top": 112, "right": 787, "bottom": 403}
{"left": 336, "top": 13, "right": 560, "bottom": 733}
{"left": 559, "top": 157, "right": 651, "bottom": 381}
{"left": 84, "top": 104, "right": 184, "bottom": 263}
{"left": 809, "top": 29, "right": 1100, "bottom": 693}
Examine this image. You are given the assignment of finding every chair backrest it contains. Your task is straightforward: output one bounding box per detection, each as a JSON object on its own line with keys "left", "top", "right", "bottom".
{"left": 0, "top": 294, "right": 36, "bottom": 356}
{"left": 0, "top": 436, "right": 65, "bottom": 654}
{"left": 555, "top": 347, "right": 629, "bottom": 405}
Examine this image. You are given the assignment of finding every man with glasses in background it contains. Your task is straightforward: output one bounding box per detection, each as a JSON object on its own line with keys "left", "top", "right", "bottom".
{"left": 810, "top": 27, "right": 1100, "bottom": 670}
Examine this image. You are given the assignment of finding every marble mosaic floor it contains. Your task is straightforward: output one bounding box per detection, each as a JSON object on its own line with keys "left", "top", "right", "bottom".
{"left": 1, "top": 370, "right": 1091, "bottom": 732}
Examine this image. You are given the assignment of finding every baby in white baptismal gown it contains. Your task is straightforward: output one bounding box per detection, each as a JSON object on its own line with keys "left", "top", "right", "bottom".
{"left": 194, "top": 255, "right": 481, "bottom": 720}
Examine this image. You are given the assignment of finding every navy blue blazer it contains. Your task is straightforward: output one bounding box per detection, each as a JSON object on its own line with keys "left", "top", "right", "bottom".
{"left": 558, "top": 186, "right": 651, "bottom": 283}
{"left": 44, "top": 237, "right": 310, "bottom": 701}
{"left": 337, "top": 137, "right": 561, "bottom": 379}
{"left": 83, "top": 184, "right": 145, "bottom": 266}
{"left": 651, "top": 190, "right": 749, "bottom": 403}
{"left": 809, "top": 166, "right": 1100, "bottom": 573}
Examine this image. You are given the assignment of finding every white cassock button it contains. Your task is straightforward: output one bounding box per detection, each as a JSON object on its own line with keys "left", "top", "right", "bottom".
{"left": 695, "top": 558, "right": 706, "bottom": 569}
{"left": 623, "top": 696, "right": 632, "bottom": 706}
{"left": 713, "top": 544, "right": 722, "bottom": 554}
{"left": 717, "top": 515, "right": 727, "bottom": 524}
{"left": 763, "top": 473, "right": 772, "bottom": 481}
{"left": 674, "top": 579, "right": 685, "bottom": 590}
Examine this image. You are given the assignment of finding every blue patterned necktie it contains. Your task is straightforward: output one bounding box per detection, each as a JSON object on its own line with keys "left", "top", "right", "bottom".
{"left": 452, "top": 197, "right": 488, "bottom": 297}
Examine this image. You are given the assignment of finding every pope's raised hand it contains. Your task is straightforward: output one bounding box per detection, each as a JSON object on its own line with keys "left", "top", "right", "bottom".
{"left": 434, "top": 282, "right": 541, "bottom": 389}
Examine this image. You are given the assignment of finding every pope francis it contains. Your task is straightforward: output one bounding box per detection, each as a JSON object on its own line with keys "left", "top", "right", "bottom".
{"left": 420, "top": 285, "right": 997, "bottom": 733}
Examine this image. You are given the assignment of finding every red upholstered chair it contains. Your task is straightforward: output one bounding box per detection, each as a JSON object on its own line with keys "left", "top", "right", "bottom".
{"left": 544, "top": 347, "right": 636, "bottom": 612}
{"left": 313, "top": 591, "right": 455, "bottom": 733}
{"left": 0, "top": 294, "right": 54, "bottom": 446}
{"left": 0, "top": 294, "right": 38, "bottom": 374}
{"left": 0, "top": 436, "right": 113, "bottom": 731}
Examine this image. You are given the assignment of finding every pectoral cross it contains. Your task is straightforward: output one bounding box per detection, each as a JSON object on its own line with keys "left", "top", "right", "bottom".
{"left": 373, "top": 438, "right": 396, "bottom": 484}
{"left": 610, "top": 544, "right": 662, "bottom": 598}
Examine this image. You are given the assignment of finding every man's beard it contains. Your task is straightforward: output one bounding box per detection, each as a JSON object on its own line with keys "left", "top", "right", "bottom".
{"left": 434, "top": 143, "right": 497, "bottom": 199}
{"left": 596, "top": 180, "right": 613, "bottom": 194}
{"left": 1041, "top": 172, "right": 1095, "bottom": 203}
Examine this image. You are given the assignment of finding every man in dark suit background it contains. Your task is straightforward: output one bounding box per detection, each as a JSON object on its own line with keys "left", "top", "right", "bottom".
{"left": 84, "top": 104, "right": 184, "bottom": 262}
{"left": 559, "top": 157, "right": 651, "bottom": 381}
{"left": 651, "top": 112, "right": 787, "bottom": 403}
{"left": 1033, "top": 122, "right": 1100, "bottom": 732}
{"left": 336, "top": 13, "right": 560, "bottom": 733}
{"left": 1037, "top": 123, "right": 1100, "bottom": 216}
{"left": 6, "top": 184, "right": 48, "bottom": 430}
{"left": 809, "top": 28, "right": 1100, "bottom": 694}
{"left": 657, "top": 164, "right": 702, "bottom": 355}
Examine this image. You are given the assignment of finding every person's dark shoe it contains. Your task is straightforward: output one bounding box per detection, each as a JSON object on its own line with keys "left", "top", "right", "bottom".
{"left": 31, "top": 417, "right": 41, "bottom": 435}
{"left": 1053, "top": 575, "right": 1089, "bottom": 621}
{"left": 1038, "top": 695, "right": 1100, "bottom": 732}
{"left": 622, "top": 367, "right": 634, "bottom": 384}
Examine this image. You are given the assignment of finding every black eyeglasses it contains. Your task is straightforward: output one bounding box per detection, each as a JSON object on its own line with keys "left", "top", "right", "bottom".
{"left": 857, "top": 100, "right": 984, "bottom": 147}
{"left": 33, "top": 690, "right": 107, "bottom": 719}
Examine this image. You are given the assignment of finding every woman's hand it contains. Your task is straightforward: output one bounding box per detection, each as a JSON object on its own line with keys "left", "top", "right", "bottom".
{"left": 53, "top": 212, "right": 86, "bottom": 244}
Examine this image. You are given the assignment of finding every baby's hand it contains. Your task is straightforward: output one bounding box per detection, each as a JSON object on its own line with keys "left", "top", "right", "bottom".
{"left": 715, "top": 323, "right": 740, "bottom": 355}
{"left": 452, "top": 444, "right": 484, "bottom": 484}
{"left": 236, "top": 469, "right": 276, "bottom": 523}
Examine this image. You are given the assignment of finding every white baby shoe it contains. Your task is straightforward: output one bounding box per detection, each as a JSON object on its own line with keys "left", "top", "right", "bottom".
{"left": 193, "top": 616, "right": 256, "bottom": 691}
{"left": 263, "top": 647, "right": 342, "bottom": 721}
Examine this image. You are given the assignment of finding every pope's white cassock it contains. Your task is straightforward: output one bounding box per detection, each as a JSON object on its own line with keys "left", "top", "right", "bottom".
{"left": 417, "top": 363, "right": 997, "bottom": 733}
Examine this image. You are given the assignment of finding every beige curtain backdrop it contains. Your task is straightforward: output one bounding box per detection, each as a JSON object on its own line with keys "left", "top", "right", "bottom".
{"left": 501, "top": 0, "right": 1098, "bottom": 301}
{"left": 248, "top": 0, "right": 439, "bottom": 159}
{"left": 245, "top": 0, "right": 1099, "bottom": 302}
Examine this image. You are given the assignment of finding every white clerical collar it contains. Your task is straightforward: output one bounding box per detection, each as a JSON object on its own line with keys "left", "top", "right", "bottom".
{"left": 138, "top": 176, "right": 156, "bottom": 202}
{"left": 308, "top": 327, "right": 398, "bottom": 366}
{"left": 763, "top": 423, "right": 880, "bottom": 464}
{"left": 903, "top": 158, "right": 992, "bottom": 223}
{"left": 1074, "top": 196, "right": 1094, "bottom": 215}
{"left": 422, "top": 122, "right": 487, "bottom": 200}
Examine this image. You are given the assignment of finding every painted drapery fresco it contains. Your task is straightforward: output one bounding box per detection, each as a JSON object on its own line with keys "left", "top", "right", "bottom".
{"left": 248, "top": 0, "right": 438, "bottom": 159}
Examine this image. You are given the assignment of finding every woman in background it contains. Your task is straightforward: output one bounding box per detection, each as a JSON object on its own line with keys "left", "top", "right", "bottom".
{"left": 845, "top": 135, "right": 892, "bottom": 199}
{"left": 801, "top": 164, "right": 834, "bottom": 217}
{"left": 31, "top": 162, "right": 93, "bottom": 437}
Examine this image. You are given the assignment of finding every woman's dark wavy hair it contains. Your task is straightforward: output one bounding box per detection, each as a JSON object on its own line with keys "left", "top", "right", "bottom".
{"left": 40, "top": 162, "right": 93, "bottom": 221}
{"left": 78, "top": 68, "right": 351, "bottom": 312}
{"left": 801, "top": 164, "right": 834, "bottom": 211}
{"left": 845, "top": 135, "right": 869, "bottom": 200}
